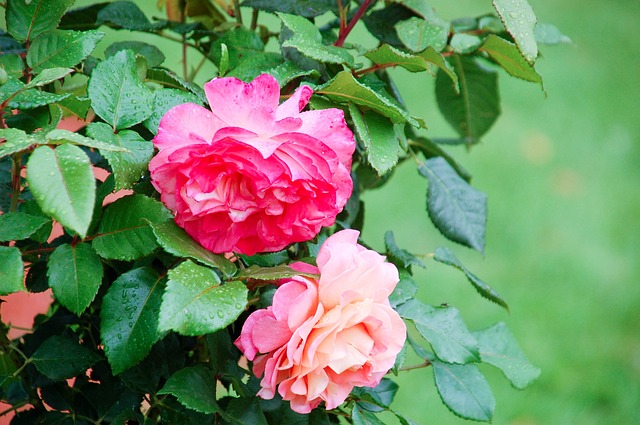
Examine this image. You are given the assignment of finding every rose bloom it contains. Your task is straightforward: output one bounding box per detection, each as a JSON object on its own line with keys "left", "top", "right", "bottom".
{"left": 235, "top": 230, "right": 407, "bottom": 414}
{"left": 149, "top": 74, "right": 356, "bottom": 255}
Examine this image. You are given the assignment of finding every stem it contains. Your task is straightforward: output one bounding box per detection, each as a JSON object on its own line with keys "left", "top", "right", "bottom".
{"left": 250, "top": 9, "right": 259, "bottom": 31}
{"left": 233, "top": 0, "right": 243, "bottom": 25}
{"left": 334, "top": 0, "right": 375, "bottom": 47}
{"left": 398, "top": 360, "right": 432, "bottom": 372}
{"left": 0, "top": 401, "right": 29, "bottom": 417}
{"left": 337, "top": 0, "right": 348, "bottom": 34}
{"left": 354, "top": 62, "right": 397, "bottom": 77}
{"left": 182, "top": 35, "right": 188, "bottom": 81}
{"left": 9, "top": 153, "right": 22, "bottom": 212}
{"left": 188, "top": 55, "right": 207, "bottom": 82}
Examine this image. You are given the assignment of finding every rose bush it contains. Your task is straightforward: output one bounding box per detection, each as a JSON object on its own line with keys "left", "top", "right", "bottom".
{"left": 235, "top": 229, "right": 406, "bottom": 413}
{"left": 149, "top": 74, "right": 356, "bottom": 255}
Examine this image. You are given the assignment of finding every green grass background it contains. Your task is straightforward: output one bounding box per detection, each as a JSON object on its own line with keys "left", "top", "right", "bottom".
{"left": 359, "top": 1, "right": 640, "bottom": 424}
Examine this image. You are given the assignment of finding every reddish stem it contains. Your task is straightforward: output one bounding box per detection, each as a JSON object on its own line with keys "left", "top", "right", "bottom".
{"left": 334, "top": 0, "right": 375, "bottom": 47}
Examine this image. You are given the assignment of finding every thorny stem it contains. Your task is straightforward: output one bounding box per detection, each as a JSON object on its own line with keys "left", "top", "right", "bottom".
{"left": 334, "top": 0, "right": 375, "bottom": 47}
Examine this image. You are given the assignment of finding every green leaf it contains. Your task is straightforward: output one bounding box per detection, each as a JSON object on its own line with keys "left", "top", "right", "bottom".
{"left": 435, "top": 55, "right": 500, "bottom": 142}
{"left": 265, "top": 58, "right": 318, "bottom": 87}
{"left": 395, "top": 16, "right": 449, "bottom": 53}
{"left": 86, "top": 123, "right": 153, "bottom": 190}
{"left": 349, "top": 105, "right": 402, "bottom": 176}
{"left": 47, "top": 243, "right": 103, "bottom": 315}
{"left": 0, "top": 246, "right": 25, "bottom": 295}
{"left": 92, "top": 195, "right": 172, "bottom": 261}
{"left": 6, "top": 0, "right": 76, "bottom": 42}
{"left": 227, "top": 52, "right": 284, "bottom": 83}
{"left": 384, "top": 230, "right": 426, "bottom": 269}
{"left": 352, "top": 378, "right": 398, "bottom": 411}
{"left": 432, "top": 360, "right": 495, "bottom": 422}
{"left": 142, "top": 89, "right": 202, "bottom": 134}
{"left": 225, "top": 397, "right": 268, "bottom": 425}
{"left": 389, "top": 274, "right": 417, "bottom": 309}
{"left": 210, "top": 27, "right": 266, "bottom": 71}
{"left": 56, "top": 95, "right": 92, "bottom": 120}
{"left": 535, "top": 23, "right": 571, "bottom": 45}
{"left": 87, "top": 49, "right": 153, "bottom": 130}
{"left": 318, "top": 71, "right": 417, "bottom": 126}
{"left": 241, "top": 0, "right": 337, "bottom": 17}
{"left": 364, "top": 44, "right": 448, "bottom": 80}
{"left": 0, "top": 212, "right": 49, "bottom": 242}
{"left": 105, "top": 41, "right": 165, "bottom": 68}
{"left": 480, "top": 35, "right": 542, "bottom": 84}
{"left": 96, "top": 1, "right": 163, "bottom": 31}
{"left": 26, "top": 144, "right": 95, "bottom": 238}
{"left": 492, "top": 0, "right": 538, "bottom": 63}
{"left": 26, "top": 29, "right": 105, "bottom": 74}
{"left": 25, "top": 67, "right": 73, "bottom": 89}
{"left": 1, "top": 76, "right": 71, "bottom": 109}
{"left": 434, "top": 247, "right": 509, "bottom": 311}
{"left": 32, "top": 336, "right": 100, "bottom": 381}
{"left": 149, "top": 220, "right": 236, "bottom": 278}
{"left": 419, "top": 157, "right": 487, "bottom": 253}
{"left": 420, "top": 47, "right": 459, "bottom": 92}
{"left": 278, "top": 13, "right": 354, "bottom": 67}
{"left": 158, "top": 366, "right": 223, "bottom": 415}
{"left": 397, "top": 299, "right": 480, "bottom": 364}
{"left": 409, "top": 135, "right": 471, "bottom": 181}
{"left": 473, "top": 322, "right": 541, "bottom": 389}
{"left": 0, "top": 128, "right": 35, "bottom": 159}
{"left": 352, "top": 405, "right": 386, "bottom": 425}
{"left": 101, "top": 267, "right": 166, "bottom": 375}
{"left": 236, "top": 264, "right": 316, "bottom": 281}
{"left": 450, "top": 34, "right": 482, "bottom": 54}
{"left": 159, "top": 260, "right": 248, "bottom": 336}
{"left": 145, "top": 68, "right": 206, "bottom": 104}
{"left": 44, "top": 128, "right": 127, "bottom": 152}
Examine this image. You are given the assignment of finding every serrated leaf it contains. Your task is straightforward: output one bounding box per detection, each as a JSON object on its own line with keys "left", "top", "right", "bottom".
{"left": 87, "top": 49, "right": 153, "bottom": 130}
{"left": 32, "top": 336, "right": 100, "bottom": 381}
{"left": 0, "top": 128, "right": 35, "bottom": 159}
{"left": 159, "top": 260, "right": 247, "bottom": 336}
{"left": 319, "top": 71, "right": 416, "bottom": 126}
{"left": 44, "top": 128, "right": 128, "bottom": 152}
{"left": 352, "top": 405, "right": 386, "bottom": 425}
{"left": 389, "top": 275, "right": 417, "bottom": 309}
{"left": 419, "top": 157, "right": 487, "bottom": 252}
{"left": 0, "top": 246, "right": 25, "bottom": 295}
{"left": 96, "top": 1, "right": 163, "bottom": 31}
{"left": 210, "top": 27, "right": 266, "bottom": 71}
{"left": 349, "top": 105, "right": 401, "bottom": 176}
{"left": 47, "top": 243, "right": 103, "bottom": 315}
{"left": 158, "top": 366, "right": 225, "bottom": 415}
{"left": 101, "top": 267, "right": 166, "bottom": 375}
{"left": 493, "top": 0, "right": 538, "bottom": 63}
{"left": 473, "top": 322, "right": 540, "bottom": 388}
{"left": 432, "top": 360, "right": 495, "bottom": 422}
{"left": 395, "top": 16, "right": 449, "bottom": 53}
{"left": 434, "top": 247, "right": 509, "bottom": 311}
{"left": 265, "top": 60, "right": 318, "bottom": 87}
{"left": 142, "top": 88, "right": 202, "bottom": 134}
{"left": 6, "top": 0, "right": 76, "bottom": 42}
{"left": 56, "top": 95, "right": 91, "bottom": 119}
{"left": 450, "top": 34, "right": 482, "bottom": 54}
{"left": 352, "top": 378, "right": 398, "bottom": 411}
{"left": 24, "top": 67, "right": 73, "bottom": 89}
{"left": 435, "top": 55, "right": 500, "bottom": 142}
{"left": 480, "top": 35, "right": 542, "bottom": 84}
{"left": 149, "top": 220, "right": 236, "bottom": 278}
{"left": 278, "top": 13, "right": 354, "bottom": 67}
{"left": 384, "top": 230, "right": 426, "bottom": 269}
{"left": 145, "top": 68, "right": 206, "bottom": 103}
{"left": 226, "top": 52, "right": 284, "bottom": 82}
{"left": 397, "top": 299, "right": 480, "bottom": 364}
{"left": 59, "top": 2, "right": 110, "bottom": 30}
{"left": 0, "top": 212, "right": 50, "bottom": 242}
{"left": 26, "top": 29, "right": 104, "bottom": 74}
{"left": 86, "top": 123, "right": 153, "bottom": 190}
{"left": 105, "top": 41, "right": 165, "bottom": 68}
{"left": 26, "top": 144, "right": 95, "bottom": 238}
{"left": 236, "top": 264, "right": 317, "bottom": 281}
{"left": 241, "top": 0, "right": 336, "bottom": 17}
{"left": 225, "top": 397, "right": 268, "bottom": 425}
{"left": 1, "top": 76, "right": 71, "bottom": 109}
{"left": 92, "top": 195, "right": 172, "bottom": 261}
{"left": 535, "top": 23, "right": 571, "bottom": 45}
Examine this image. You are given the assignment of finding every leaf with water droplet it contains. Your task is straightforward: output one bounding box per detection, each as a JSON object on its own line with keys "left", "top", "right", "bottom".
{"left": 0, "top": 246, "right": 25, "bottom": 296}
{"left": 493, "top": 0, "right": 538, "bottom": 63}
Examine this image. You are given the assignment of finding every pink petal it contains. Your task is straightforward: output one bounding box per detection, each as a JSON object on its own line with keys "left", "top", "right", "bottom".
{"left": 297, "top": 108, "right": 356, "bottom": 166}
{"left": 154, "top": 103, "right": 225, "bottom": 150}
{"left": 276, "top": 85, "right": 313, "bottom": 120}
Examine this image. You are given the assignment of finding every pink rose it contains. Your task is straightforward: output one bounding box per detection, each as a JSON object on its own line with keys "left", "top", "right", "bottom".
{"left": 235, "top": 230, "right": 407, "bottom": 414}
{"left": 149, "top": 74, "right": 355, "bottom": 255}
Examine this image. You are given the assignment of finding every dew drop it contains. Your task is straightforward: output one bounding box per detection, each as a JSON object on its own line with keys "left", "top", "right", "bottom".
{"left": 235, "top": 303, "right": 243, "bottom": 310}
{"left": 117, "top": 333, "right": 122, "bottom": 340}
{"left": 509, "top": 11, "right": 518, "bottom": 18}
{"left": 216, "top": 310, "right": 224, "bottom": 318}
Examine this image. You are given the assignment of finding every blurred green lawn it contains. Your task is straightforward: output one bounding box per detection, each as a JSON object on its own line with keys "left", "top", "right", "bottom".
{"left": 361, "top": 1, "right": 640, "bottom": 423}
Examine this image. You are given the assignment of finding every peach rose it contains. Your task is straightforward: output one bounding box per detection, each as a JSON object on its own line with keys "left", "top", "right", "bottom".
{"left": 235, "top": 230, "right": 406, "bottom": 413}
{"left": 148, "top": 74, "right": 355, "bottom": 255}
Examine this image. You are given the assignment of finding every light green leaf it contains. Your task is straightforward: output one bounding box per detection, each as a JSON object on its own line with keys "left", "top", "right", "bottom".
{"left": 142, "top": 89, "right": 202, "bottom": 134}
{"left": 365, "top": 43, "right": 432, "bottom": 73}
{"left": 6, "top": 0, "right": 76, "bottom": 42}
{"left": 236, "top": 264, "right": 316, "bottom": 281}
{"left": 26, "top": 144, "right": 95, "bottom": 238}
{"left": 0, "top": 246, "right": 25, "bottom": 295}
{"left": 0, "top": 212, "right": 50, "bottom": 242}
{"left": 535, "top": 23, "right": 571, "bottom": 45}
{"left": 87, "top": 49, "right": 153, "bottom": 130}
{"left": 159, "top": 260, "right": 248, "bottom": 336}
{"left": 158, "top": 366, "right": 225, "bottom": 415}
{"left": 25, "top": 67, "right": 73, "bottom": 89}
{"left": 384, "top": 231, "right": 426, "bottom": 269}
{"left": 450, "top": 34, "right": 482, "bottom": 54}
{"left": 149, "top": 220, "right": 236, "bottom": 278}
{"left": 27, "top": 29, "right": 105, "bottom": 74}
{"left": 349, "top": 105, "right": 402, "bottom": 176}
{"left": 278, "top": 13, "right": 354, "bottom": 66}
{"left": 419, "top": 157, "right": 487, "bottom": 253}
{"left": 86, "top": 123, "right": 153, "bottom": 190}
{"left": 56, "top": 95, "right": 91, "bottom": 120}
{"left": 92, "top": 195, "right": 172, "bottom": 261}
{"left": 352, "top": 405, "right": 386, "bottom": 425}
{"left": 47, "top": 243, "right": 103, "bottom": 316}
{"left": 265, "top": 61, "right": 318, "bottom": 87}
{"left": 473, "top": 322, "right": 541, "bottom": 389}
{"left": 105, "top": 41, "right": 165, "bottom": 68}
{"left": 395, "top": 16, "right": 449, "bottom": 52}
{"left": 145, "top": 68, "right": 206, "bottom": 103}
{"left": 493, "top": 0, "right": 538, "bottom": 63}
{"left": 398, "top": 299, "right": 480, "bottom": 364}
{"left": 101, "top": 267, "right": 166, "bottom": 375}
{"left": 318, "top": 71, "right": 417, "bottom": 126}
{"left": 43, "top": 128, "right": 127, "bottom": 152}
{"left": 1, "top": 76, "right": 70, "bottom": 109}
{"left": 434, "top": 247, "right": 508, "bottom": 311}
{"left": 0, "top": 128, "right": 35, "bottom": 159}
{"left": 432, "top": 360, "right": 495, "bottom": 422}
{"left": 32, "top": 336, "right": 100, "bottom": 381}
{"left": 420, "top": 47, "right": 459, "bottom": 92}
{"left": 480, "top": 35, "right": 542, "bottom": 84}
{"left": 435, "top": 55, "right": 500, "bottom": 141}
